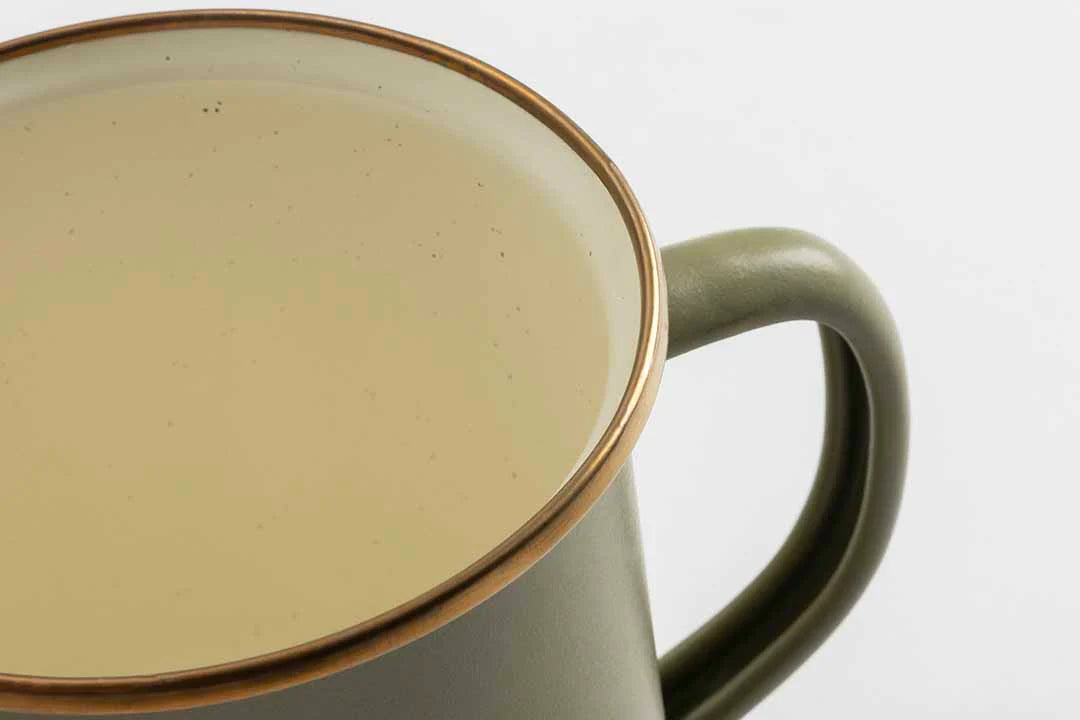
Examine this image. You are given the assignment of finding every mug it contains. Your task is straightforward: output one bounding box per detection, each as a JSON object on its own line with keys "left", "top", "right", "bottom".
{"left": 0, "top": 10, "right": 908, "bottom": 719}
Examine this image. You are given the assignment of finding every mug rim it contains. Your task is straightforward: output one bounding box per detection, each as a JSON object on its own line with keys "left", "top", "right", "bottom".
{"left": 0, "top": 9, "right": 666, "bottom": 714}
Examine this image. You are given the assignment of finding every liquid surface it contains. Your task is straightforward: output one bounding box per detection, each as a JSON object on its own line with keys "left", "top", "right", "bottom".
{"left": 0, "top": 80, "right": 610, "bottom": 676}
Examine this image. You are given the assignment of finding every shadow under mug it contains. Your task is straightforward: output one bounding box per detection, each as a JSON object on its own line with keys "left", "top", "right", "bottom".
{"left": 0, "top": 11, "right": 908, "bottom": 719}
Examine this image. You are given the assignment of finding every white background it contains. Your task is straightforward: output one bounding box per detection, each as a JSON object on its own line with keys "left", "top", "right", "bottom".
{"left": 6, "top": 2, "right": 1080, "bottom": 717}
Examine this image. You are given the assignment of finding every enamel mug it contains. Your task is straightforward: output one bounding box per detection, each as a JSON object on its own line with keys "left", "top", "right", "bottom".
{"left": 0, "top": 11, "right": 908, "bottom": 719}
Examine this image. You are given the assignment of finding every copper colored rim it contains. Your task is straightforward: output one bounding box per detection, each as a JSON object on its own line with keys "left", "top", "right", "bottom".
{"left": 0, "top": 9, "right": 666, "bottom": 715}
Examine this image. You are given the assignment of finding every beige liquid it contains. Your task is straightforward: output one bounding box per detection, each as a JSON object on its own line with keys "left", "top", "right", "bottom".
{"left": 0, "top": 80, "right": 610, "bottom": 677}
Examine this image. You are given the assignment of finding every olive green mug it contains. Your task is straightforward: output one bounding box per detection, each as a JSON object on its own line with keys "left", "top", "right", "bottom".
{"left": 0, "top": 10, "right": 908, "bottom": 719}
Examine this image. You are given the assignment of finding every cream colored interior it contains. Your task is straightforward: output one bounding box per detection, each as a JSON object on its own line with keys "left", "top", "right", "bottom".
{"left": 0, "top": 27, "right": 641, "bottom": 677}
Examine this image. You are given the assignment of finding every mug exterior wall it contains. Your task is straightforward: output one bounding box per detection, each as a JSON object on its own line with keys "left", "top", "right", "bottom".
{"left": 9, "top": 466, "right": 663, "bottom": 719}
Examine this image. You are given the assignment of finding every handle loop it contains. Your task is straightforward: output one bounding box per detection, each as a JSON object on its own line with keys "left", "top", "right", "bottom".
{"left": 660, "top": 228, "right": 908, "bottom": 719}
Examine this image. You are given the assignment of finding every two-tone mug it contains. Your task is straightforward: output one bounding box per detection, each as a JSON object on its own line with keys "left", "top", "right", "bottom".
{"left": 0, "top": 11, "right": 907, "bottom": 719}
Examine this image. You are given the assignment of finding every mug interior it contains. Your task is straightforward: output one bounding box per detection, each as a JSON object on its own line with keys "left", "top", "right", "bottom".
{"left": 0, "top": 20, "right": 647, "bottom": 681}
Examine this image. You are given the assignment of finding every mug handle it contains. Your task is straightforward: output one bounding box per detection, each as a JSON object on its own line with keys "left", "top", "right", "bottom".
{"left": 658, "top": 228, "right": 909, "bottom": 719}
